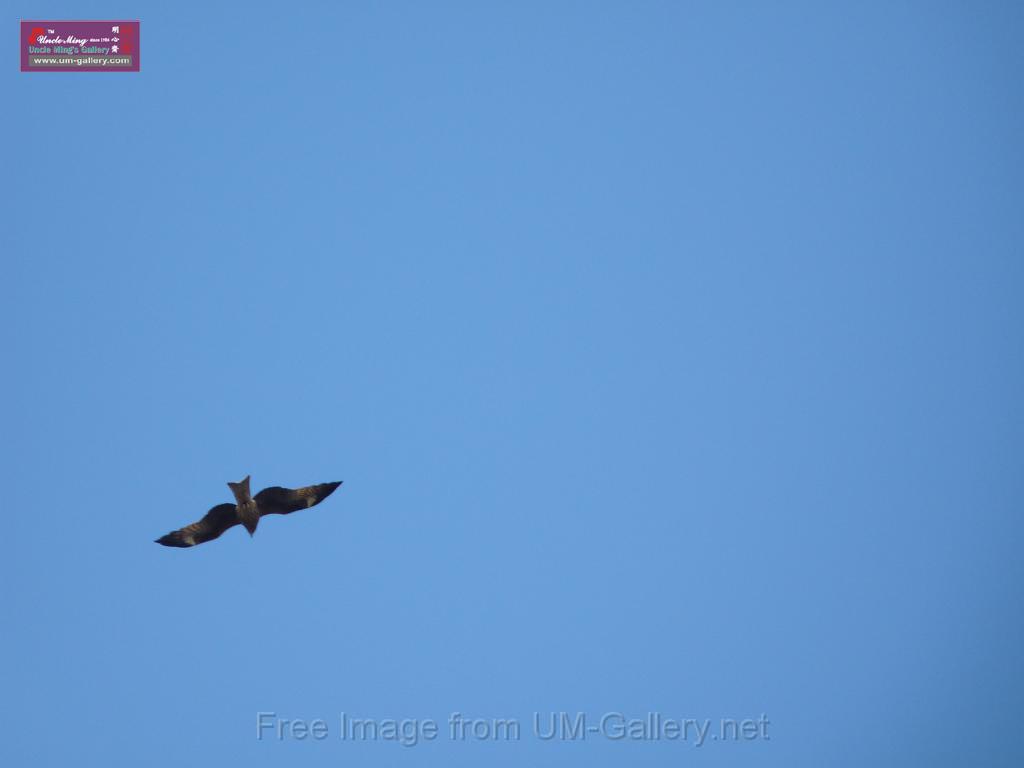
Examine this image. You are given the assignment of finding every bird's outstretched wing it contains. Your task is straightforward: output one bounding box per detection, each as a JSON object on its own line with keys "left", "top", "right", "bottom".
{"left": 155, "top": 503, "right": 240, "bottom": 548}
{"left": 255, "top": 482, "right": 343, "bottom": 516}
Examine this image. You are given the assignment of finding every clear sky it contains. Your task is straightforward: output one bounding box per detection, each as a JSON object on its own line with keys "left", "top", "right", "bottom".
{"left": 3, "top": 3, "right": 1023, "bottom": 766}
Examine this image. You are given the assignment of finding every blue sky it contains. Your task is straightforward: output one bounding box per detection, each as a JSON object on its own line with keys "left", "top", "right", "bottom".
{"left": 3, "top": 3, "right": 1023, "bottom": 766}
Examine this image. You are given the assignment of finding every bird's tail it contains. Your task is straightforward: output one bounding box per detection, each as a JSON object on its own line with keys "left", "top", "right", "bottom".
{"left": 227, "top": 475, "right": 252, "bottom": 504}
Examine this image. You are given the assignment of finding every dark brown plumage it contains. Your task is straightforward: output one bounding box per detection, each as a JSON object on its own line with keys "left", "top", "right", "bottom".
{"left": 155, "top": 477, "right": 343, "bottom": 548}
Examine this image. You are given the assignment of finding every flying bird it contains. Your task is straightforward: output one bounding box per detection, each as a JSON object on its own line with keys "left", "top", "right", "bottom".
{"left": 155, "top": 476, "right": 342, "bottom": 548}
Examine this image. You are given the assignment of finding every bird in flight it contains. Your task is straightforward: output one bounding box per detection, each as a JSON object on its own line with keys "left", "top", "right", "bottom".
{"left": 155, "top": 476, "right": 342, "bottom": 548}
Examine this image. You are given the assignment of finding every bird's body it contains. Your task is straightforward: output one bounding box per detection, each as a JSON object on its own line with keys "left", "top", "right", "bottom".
{"left": 228, "top": 476, "right": 260, "bottom": 535}
{"left": 155, "top": 475, "right": 342, "bottom": 548}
